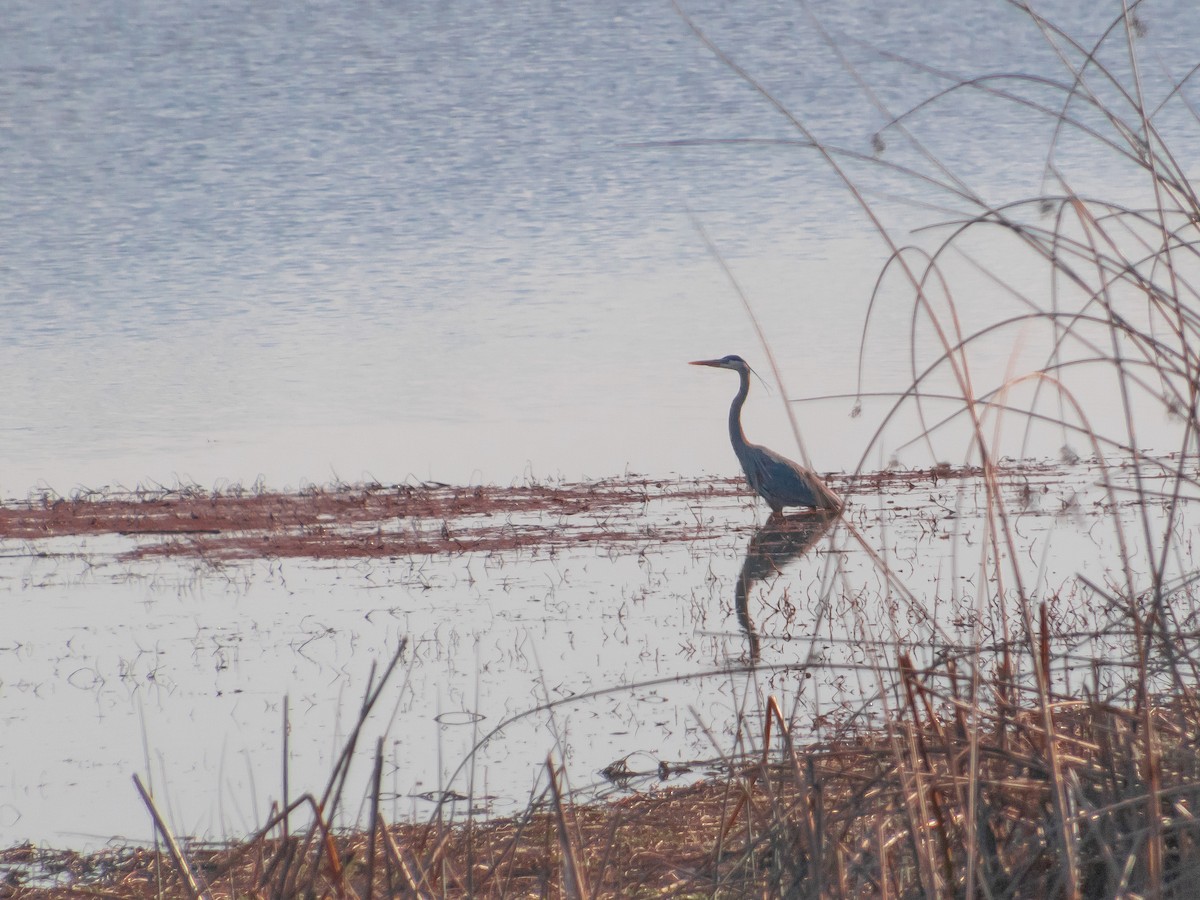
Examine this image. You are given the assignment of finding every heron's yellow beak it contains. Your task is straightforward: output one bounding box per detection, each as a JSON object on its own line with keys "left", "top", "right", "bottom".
{"left": 689, "top": 359, "right": 724, "bottom": 368}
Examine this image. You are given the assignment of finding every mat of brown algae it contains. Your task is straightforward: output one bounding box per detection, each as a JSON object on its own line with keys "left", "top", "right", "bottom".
{"left": 0, "top": 467, "right": 1019, "bottom": 562}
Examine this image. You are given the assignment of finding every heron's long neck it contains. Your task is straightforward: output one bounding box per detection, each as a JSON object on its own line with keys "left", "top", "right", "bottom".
{"left": 728, "top": 370, "right": 751, "bottom": 456}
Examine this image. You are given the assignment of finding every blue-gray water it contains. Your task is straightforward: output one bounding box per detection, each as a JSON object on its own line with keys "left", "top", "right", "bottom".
{"left": 2, "top": 0, "right": 1200, "bottom": 850}
{"left": 4, "top": 1, "right": 1199, "bottom": 491}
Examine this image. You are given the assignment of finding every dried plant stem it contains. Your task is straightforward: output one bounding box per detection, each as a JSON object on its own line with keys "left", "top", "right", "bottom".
{"left": 132, "top": 774, "right": 210, "bottom": 900}
{"left": 546, "top": 756, "right": 588, "bottom": 900}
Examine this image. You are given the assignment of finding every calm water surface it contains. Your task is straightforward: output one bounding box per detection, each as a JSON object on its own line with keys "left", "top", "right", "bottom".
{"left": 2, "top": 0, "right": 1200, "bottom": 848}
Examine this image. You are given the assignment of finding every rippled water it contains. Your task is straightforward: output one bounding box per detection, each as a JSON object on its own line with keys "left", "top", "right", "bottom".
{"left": 3, "top": 1, "right": 1199, "bottom": 489}
{"left": 3, "top": 0, "right": 1200, "bottom": 850}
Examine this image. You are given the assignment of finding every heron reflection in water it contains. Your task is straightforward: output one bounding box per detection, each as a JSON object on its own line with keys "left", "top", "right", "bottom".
{"left": 736, "top": 513, "right": 835, "bottom": 662}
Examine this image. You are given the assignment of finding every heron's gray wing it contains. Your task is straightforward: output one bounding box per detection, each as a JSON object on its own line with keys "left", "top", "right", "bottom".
{"left": 750, "top": 446, "right": 842, "bottom": 510}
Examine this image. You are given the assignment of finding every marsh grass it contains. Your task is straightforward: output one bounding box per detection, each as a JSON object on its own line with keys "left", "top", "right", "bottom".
{"left": 9, "top": 3, "right": 1200, "bottom": 898}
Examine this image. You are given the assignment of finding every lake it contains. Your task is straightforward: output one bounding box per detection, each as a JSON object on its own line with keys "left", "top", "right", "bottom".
{"left": 2, "top": 0, "right": 1199, "bottom": 849}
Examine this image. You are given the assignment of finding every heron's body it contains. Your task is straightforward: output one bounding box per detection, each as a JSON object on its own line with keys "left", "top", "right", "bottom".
{"left": 691, "top": 355, "right": 842, "bottom": 514}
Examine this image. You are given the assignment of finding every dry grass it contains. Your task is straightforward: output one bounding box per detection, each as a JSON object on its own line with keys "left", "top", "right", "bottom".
{"left": 0, "top": 469, "right": 1003, "bottom": 563}
{"left": 0, "top": 477, "right": 755, "bottom": 560}
{"left": 7, "top": 693, "right": 1200, "bottom": 899}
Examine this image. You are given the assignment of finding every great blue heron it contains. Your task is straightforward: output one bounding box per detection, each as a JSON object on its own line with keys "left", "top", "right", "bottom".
{"left": 690, "top": 354, "right": 842, "bottom": 514}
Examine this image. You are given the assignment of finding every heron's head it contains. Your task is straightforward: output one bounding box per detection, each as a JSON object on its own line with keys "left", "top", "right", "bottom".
{"left": 689, "top": 354, "right": 750, "bottom": 373}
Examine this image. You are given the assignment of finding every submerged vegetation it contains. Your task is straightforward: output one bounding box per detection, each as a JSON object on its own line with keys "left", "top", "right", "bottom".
{"left": 0, "top": 476, "right": 751, "bottom": 559}
{"left": 8, "top": 2, "right": 1200, "bottom": 898}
